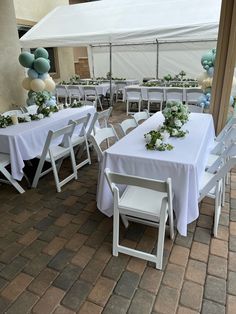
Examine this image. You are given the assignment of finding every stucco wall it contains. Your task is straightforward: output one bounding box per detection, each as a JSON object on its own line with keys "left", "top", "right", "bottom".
{"left": 0, "top": 0, "right": 25, "bottom": 112}
{"left": 14, "top": 0, "right": 75, "bottom": 82}
{"left": 14, "top": 0, "right": 68, "bottom": 22}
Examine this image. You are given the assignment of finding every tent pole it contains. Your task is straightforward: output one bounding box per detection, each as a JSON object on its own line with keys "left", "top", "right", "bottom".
{"left": 156, "top": 39, "right": 159, "bottom": 79}
{"left": 109, "top": 42, "right": 113, "bottom": 107}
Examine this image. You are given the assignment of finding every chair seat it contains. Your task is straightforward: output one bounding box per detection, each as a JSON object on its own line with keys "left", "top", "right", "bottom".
{"left": 119, "top": 186, "right": 168, "bottom": 220}
{"left": 71, "top": 135, "right": 85, "bottom": 146}
{"left": 199, "top": 171, "right": 216, "bottom": 196}
{"left": 0, "top": 153, "right": 10, "bottom": 167}
{"left": 206, "top": 154, "right": 219, "bottom": 169}
{"left": 37, "top": 146, "right": 71, "bottom": 161}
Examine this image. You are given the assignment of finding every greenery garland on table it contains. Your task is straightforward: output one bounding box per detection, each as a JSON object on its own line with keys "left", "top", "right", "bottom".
{"left": 144, "top": 101, "right": 189, "bottom": 151}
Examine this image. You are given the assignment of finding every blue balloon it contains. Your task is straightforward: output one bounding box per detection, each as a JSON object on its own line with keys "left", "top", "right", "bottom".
{"left": 207, "top": 67, "right": 214, "bottom": 78}
{"left": 230, "top": 96, "right": 234, "bottom": 106}
{"left": 46, "top": 99, "right": 56, "bottom": 107}
{"left": 205, "top": 101, "right": 210, "bottom": 107}
{"left": 206, "top": 93, "right": 211, "bottom": 99}
{"left": 28, "top": 68, "right": 39, "bottom": 79}
{"left": 38, "top": 73, "right": 48, "bottom": 80}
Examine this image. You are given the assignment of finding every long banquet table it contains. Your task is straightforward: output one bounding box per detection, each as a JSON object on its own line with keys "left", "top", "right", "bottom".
{"left": 97, "top": 112, "right": 215, "bottom": 236}
{"left": 0, "top": 106, "right": 96, "bottom": 181}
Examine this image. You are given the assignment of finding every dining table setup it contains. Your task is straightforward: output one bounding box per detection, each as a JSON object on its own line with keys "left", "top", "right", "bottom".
{"left": 0, "top": 105, "right": 96, "bottom": 181}
{"left": 97, "top": 110, "right": 215, "bottom": 236}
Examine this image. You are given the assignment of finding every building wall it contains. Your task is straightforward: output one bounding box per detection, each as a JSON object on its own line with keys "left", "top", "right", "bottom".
{"left": 0, "top": 0, "right": 25, "bottom": 112}
{"left": 14, "top": 0, "right": 75, "bottom": 82}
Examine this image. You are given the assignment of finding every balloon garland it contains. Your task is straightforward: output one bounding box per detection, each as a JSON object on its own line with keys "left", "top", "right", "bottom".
{"left": 197, "top": 48, "right": 216, "bottom": 108}
{"left": 19, "top": 48, "right": 57, "bottom": 112}
{"left": 198, "top": 48, "right": 236, "bottom": 110}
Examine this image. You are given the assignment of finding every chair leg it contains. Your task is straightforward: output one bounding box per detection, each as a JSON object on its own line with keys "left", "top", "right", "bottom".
{"left": 113, "top": 208, "right": 120, "bottom": 257}
{"left": 0, "top": 166, "right": 25, "bottom": 194}
{"left": 70, "top": 147, "right": 78, "bottom": 181}
{"left": 213, "top": 183, "right": 222, "bottom": 237}
{"left": 126, "top": 101, "right": 129, "bottom": 115}
{"left": 155, "top": 213, "right": 166, "bottom": 270}
{"left": 32, "top": 157, "right": 46, "bottom": 188}
{"left": 50, "top": 157, "right": 62, "bottom": 193}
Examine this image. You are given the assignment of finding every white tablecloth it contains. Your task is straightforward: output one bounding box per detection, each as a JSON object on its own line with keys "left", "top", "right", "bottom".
{"left": 124, "top": 85, "right": 202, "bottom": 102}
{"left": 0, "top": 106, "right": 96, "bottom": 181}
{"left": 97, "top": 112, "right": 215, "bottom": 236}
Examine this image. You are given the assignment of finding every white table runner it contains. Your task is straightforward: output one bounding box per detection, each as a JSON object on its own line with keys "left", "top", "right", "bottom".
{"left": 0, "top": 106, "right": 96, "bottom": 181}
{"left": 97, "top": 112, "right": 215, "bottom": 236}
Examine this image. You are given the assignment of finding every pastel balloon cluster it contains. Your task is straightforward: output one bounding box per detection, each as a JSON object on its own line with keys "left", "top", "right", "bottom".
{"left": 19, "top": 48, "right": 56, "bottom": 107}
{"left": 197, "top": 48, "right": 216, "bottom": 108}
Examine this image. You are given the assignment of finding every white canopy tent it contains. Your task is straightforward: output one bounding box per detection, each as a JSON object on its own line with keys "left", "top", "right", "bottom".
{"left": 20, "top": 0, "right": 221, "bottom": 98}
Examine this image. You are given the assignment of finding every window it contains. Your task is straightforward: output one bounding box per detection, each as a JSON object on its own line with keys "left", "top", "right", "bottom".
{"left": 17, "top": 25, "right": 60, "bottom": 78}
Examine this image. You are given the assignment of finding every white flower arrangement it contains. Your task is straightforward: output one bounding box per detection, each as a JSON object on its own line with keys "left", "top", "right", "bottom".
{"left": 144, "top": 101, "right": 189, "bottom": 151}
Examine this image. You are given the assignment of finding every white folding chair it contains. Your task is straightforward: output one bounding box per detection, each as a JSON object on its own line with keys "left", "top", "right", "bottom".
{"left": 186, "top": 88, "right": 204, "bottom": 106}
{"left": 133, "top": 110, "right": 150, "bottom": 124}
{"left": 125, "top": 87, "right": 142, "bottom": 115}
{"left": 56, "top": 85, "right": 68, "bottom": 104}
{"left": 24, "top": 105, "right": 38, "bottom": 115}
{"left": 1, "top": 109, "right": 23, "bottom": 117}
{"left": 199, "top": 156, "right": 236, "bottom": 237}
{"left": 115, "top": 81, "right": 127, "bottom": 102}
{"left": 32, "top": 123, "right": 77, "bottom": 192}
{"left": 188, "top": 104, "right": 204, "bottom": 113}
{"left": 104, "top": 168, "right": 174, "bottom": 269}
{"left": 166, "top": 88, "right": 183, "bottom": 102}
{"left": 118, "top": 118, "right": 137, "bottom": 137}
{"left": 147, "top": 88, "right": 164, "bottom": 113}
{"left": 83, "top": 86, "right": 103, "bottom": 111}
{"left": 69, "top": 114, "right": 91, "bottom": 170}
{"left": 0, "top": 153, "right": 25, "bottom": 193}
{"left": 67, "top": 85, "right": 83, "bottom": 104}
{"left": 89, "top": 127, "right": 119, "bottom": 162}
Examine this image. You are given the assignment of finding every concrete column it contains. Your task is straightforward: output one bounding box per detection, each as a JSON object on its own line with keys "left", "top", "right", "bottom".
{"left": 0, "top": 0, "right": 25, "bottom": 112}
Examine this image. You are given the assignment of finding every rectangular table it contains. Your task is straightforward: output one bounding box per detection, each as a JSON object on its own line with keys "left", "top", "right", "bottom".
{"left": 97, "top": 112, "right": 215, "bottom": 236}
{"left": 0, "top": 106, "right": 96, "bottom": 181}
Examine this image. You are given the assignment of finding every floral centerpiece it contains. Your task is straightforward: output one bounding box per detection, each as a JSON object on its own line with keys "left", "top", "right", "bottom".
{"left": 162, "top": 101, "right": 189, "bottom": 137}
{"left": 144, "top": 101, "right": 189, "bottom": 151}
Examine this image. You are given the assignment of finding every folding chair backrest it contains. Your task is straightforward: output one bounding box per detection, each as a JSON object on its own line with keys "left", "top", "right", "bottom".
{"left": 119, "top": 118, "right": 137, "bottom": 136}
{"left": 83, "top": 86, "right": 97, "bottom": 97}
{"left": 56, "top": 85, "right": 68, "bottom": 97}
{"left": 166, "top": 88, "right": 183, "bottom": 102}
{"left": 89, "top": 127, "right": 118, "bottom": 162}
{"left": 126, "top": 88, "right": 142, "bottom": 100}
{"left": 199, "top": 157, "right": 236, "bottom": 201}
{"left": 186, "top": 89, "right": 204, "bottom": 104}
{"left": 207, "top": 142, "right": 236, "bottom": 173}
{"left": 67, "top": 85, "right": 82, "bottom": 96}
{"left": 104, "top": 168, "right": 169, "bottom": 193}
{"left": 216, "top": 117, "right": 236, "bottom": 142}
{"left": 42, "top": 123, "right": 76, "bottom": 156}
{"left": 133, "top": 110, "right": 149, "bottom": 124}
{"left": 2, "top": 109, "right": 23, "bottom": 117}
{"left": 71, "top": 113, "right": 91, "bottom": 137}
{"left": 188, "top": 104, "right": 204, "bottom": 113}
{"left": 97, "top": 107, "right": 113, "bottom": 128}
{"left": 147, "top": 88, "right": 164, "bottom": 101}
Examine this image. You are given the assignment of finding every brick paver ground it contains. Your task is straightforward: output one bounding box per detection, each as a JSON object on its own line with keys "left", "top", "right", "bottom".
{"left": 0, "top": 103, "right": 233, "bottom": 313}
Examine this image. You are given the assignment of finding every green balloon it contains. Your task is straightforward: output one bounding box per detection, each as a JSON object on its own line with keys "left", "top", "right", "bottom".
{"left": 201, "top": 52, "right": 213, "bottom": 66}
{"left": 212, "top": 53, "right": 216, "bottom": 65}
{"left": 33, "top": 57, "right": 50, "bottom": 74}
{"left": 34, "top": 47, "right": 49, "bottom": 59}
{"left": 19, "top": 52, "right": 35, "bottom": 68}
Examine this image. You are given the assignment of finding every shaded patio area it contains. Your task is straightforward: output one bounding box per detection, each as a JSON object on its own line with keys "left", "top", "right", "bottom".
{"left": 0, "top": 103, "right": 234, "bottom": 314}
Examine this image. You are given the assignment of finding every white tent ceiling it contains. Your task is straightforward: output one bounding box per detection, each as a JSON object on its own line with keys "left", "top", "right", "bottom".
{"left": 20, "top": 0, "right": 221, "bottom": 48}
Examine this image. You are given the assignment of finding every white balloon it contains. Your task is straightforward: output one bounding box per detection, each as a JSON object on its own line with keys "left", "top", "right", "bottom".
{"left": 22, "top": 77, "right": 31, "bottom": 90}
{"left": 30, "top": 79, "right": 45, "bottom": 92}
{"left": 44, "top": 79, "right": 56, "bottom": 92}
